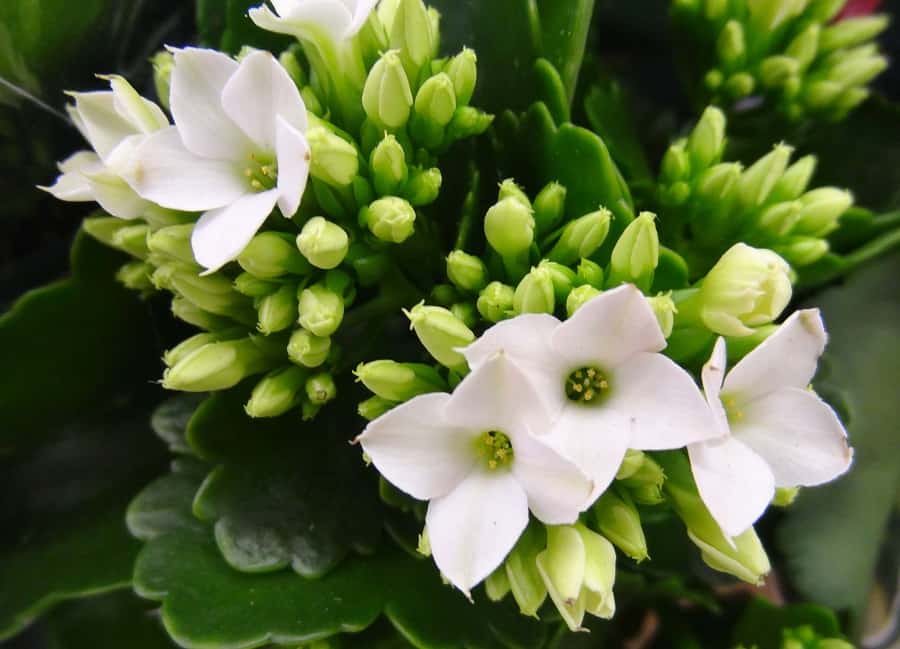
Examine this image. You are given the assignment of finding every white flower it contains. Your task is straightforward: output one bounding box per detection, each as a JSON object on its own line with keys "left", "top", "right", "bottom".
{"left": 123, "top": 48, "right": 310, "bottom": 273}
{"left": 249, "top": 0, "right": 379, "bottom": 44}
{"left": 462, "top": 284, "right": 719, "bottom": 500}
{"left": 356, "top": 353, "right": 594, "bottom": 595}
{"left": 40, "top": 76, "right": 169, "bottom": 219}
{"left": 688, "top": 309, "right": 853, "bottom": 538}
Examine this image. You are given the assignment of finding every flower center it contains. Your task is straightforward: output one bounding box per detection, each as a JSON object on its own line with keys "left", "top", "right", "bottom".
{"left": 721, "top": 395, "right": 744, "bottom": 422}
{"left": 565, "top": 366, "right": 610, "bottom": 405}
{"left": 476, "top": 431, "right": 514, "bottom": 470}
{"left": 244, "top": 152, "right": 277, "bottom": 192}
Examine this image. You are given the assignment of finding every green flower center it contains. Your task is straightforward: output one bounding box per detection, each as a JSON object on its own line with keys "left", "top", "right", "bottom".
{"left": 565, "top": 366, "right": 610, "bottom": 405}
{"left": 476, "top": 431, "right": 514, "bottom": 470}
{"left": 245, "top": 152, "right": 278, "bottom": 191}
{"left": 721, "top": 395, "right": 744, "bottom": 422}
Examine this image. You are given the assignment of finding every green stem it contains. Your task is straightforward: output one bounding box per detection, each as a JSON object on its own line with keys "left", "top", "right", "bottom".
{"left": 841, "top": 226, "right": 900, "bottom": 273}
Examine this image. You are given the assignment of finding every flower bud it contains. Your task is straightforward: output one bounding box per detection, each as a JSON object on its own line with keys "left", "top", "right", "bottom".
{"left": 695, "top": 163, "right": 741, "bottom": 204}
{"left": 287, "top": 329, "right": 331, "bottom": 368}
{"left": 430, "top": 283, "right": 459, "bottom": 307}
{"left": 151, "top": 50, "right": 174, "bottom": 110}
{"left": 370, "top": 134, "right": 409, "bottom": 196}
{"left": 688, "top": 105, "right": 724, "bottom": 170}
{"left": 112, "top": 224, "right": 150, "bottom": 259}
{"left": 537, "top": 260, "right": 576, "bottom": 301}
{"left": 278, "top": 49, "right": 306, "bottom": 86}
{"left": 298, "top": 284, "right": 345, "bottom": 337}
{"left": 358, "top": 395, "right": 397, "bottom": 420}
{"left": 163, "top": 328, "right": 244, "bottom": 368}
{"left": 699, "top": 244, "right": 792, "bottom": 336}
{"left": 608, "top": 211, "right": 659, "bottom": 291}
{"left": 619, "top": 453, "right": 667, "bottom": 505}
{"left": 389, "top": 0, "right": 435, "bottom": 77}
{"left": 170, "top": 296, "right": 231, "bottom": 331}
{"left": 446, "top": 250, "right": 488, "bottom": 292}
{"left": 497, "top": 178, "right": 531, "bottom": 209}
{"left": 363, "top": 50, "right": 414, "bottom": 129}
{"left": 257, "top": 283, "right": 298, "bottom": 335}
{"left": 451, "top": 302, "right": 477, "bottom": 329}
{"left": 716, "top": 20, "right": 745, "bottom": 67}
{"left": 296, "top": 217, "right": 349, "bottom": 270}
{"left": 737, "top": 144, "right": 793, "bottom": 208}
{"left": 238, "top": 232, "right": 311, "bottom": 279}
{"left": 759, "top": 55, "right": 800, "bottom": 88}
{"left": 245, "top": 366, "right": 308, "bottom": 418}
{"left": 533, "top": 181, "right": 567, "bottom": 236}
{"left": 446, "top": 106, "right": 493, "bottom": 140}
{"left": 234, "top": 273, "right": 280, "bottom": 298}
{"left": 404, "top": 301, "right": 475, "bottom": 370}
{"left": 445, "top": 48, "right": 477, "bottom": 105}
{"left": 148, "top": 224, "right": 195, "bottom": 265}
{"left": 724, "top": 72, "right": 755, "bottom": 98}
{"left": 82, "top": 216, "right": 129, "bottom": 248}
{"left": 804, "top": 80, "right": 844, "bottom": 110}
{"left": 793, "top": 188, "right": 852, "bottom": 237}
{"left": 504, "top": 523, "right": 547, "bottom": 617}
{"left": 169, "top": 267, "right": 256, "bottom": 324}
{"left": 828, "top": 53, "right": 888, "bottom": 87}
{"left": 819, "top": 15, "right": 889, "bottom": 53}
{"left": 577, "top": 259, "right": 604, "bottom": 288}
{"left": 485, "top": 566, "right": 511, "bottom": 602}
{"left": 347, "top": 243, "right": 391, "bottom": 286}
{"left": 615, "top": 450, "right": 646, "bottom": 480}
{"left": 775, "top": 237, "right": 830, "bottom": 266}
{"left": 162, "top": 337, "right": 276, "bottom": 392}
{"left": 477, "top": 281, "right": 515, "bottom": 322}
{"left": 306, "top": 127, "right": 359, "bottom": 187}
{"left": 404, "top": 167, "right": 442, "bottom": 206}
{"left": 116, "top": 261, "right": 154, "bottom": 294}
{"left": 536, "top": 525, "right": 587, "bottom": 630}
{"left": 414, "top": 73, "right": 457, "bottom": 128}
{"left": 661, "top": 142, "right": 691, "bottom": 183}
{"left": 592, "top": 491, "right": 648, "bottom": 562}
{"left": 484, "top": 197, "right": 535, "bottom": 257}
{"left": 300, "top": 399, "right": 322, "bottom": 421}
{"left": 768, "top": 155, "right": 816, "bottom": 203}
{"left": 324, "top": 269, "right": 356, "bottom": 307}
{"left": 786, "top": 24, "right": 820, "bottom": 68}
{"left": 566, "top": 285, "right": 601, "bottom": 318}
{"left": 548, "top": 209, "right": 612, "bottom": 266}
{"left": 354, "top": 360, "right": 445, "bottom": 401}
{"left": 361, "top": 196, "right": 417, "bottom": 243}
{"left": 514, "top": 266, "right": 556, "bottom": 315}
{"left": 647, "top": 293, "right": 677, "bottom": 338}
{"left": 305, "top": 371, "right": 337, "bottom": 405}
{"left": 576, "top": 525, "right": 616, "bottom": 621}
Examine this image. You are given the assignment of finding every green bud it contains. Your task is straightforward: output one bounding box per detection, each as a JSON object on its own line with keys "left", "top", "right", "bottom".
{"left": 278, "top": 49, "right": 306, "bottom": 86}
{"left": 363, "top": 50, "right": 414, "bottom": 129}
{"left": 306, "top": 127, "right": 359, "bottom": 187}
{"left": 370, "top": 134, "right": 409, "bottom": 196}
{"left": 699, "top": 243, "right": 792, "bottom": 336}
{"left": 536, "top": 525, "right": 587, "bottom": 630}
{"left": 818, "top": 640, "right": 854, "bottom": 649}
{"left": 404, "top": 301, "right": 475, "bottom": 370}
{"left": 695, "top": 162, "right": 741, "bottom": 205}
{"left": 615, "top": 450, "right": 646, "bottom": 480}
{"left": 301, "top": 86, "right": 324, "bottom": 117}
{"left": 451, "top": 302, "right": 477, "bottom": 329}
{"left": 793, "top": 187, "right": 852, "bottom": 236}
{"left": 703, "top": 0, "right": 727, "bottom": 21}
{"left": 116, "top": 261, "right": 154, "bottom": 294}
{"left": 577, "top": 258, "right": 604, "bottom": 289}
{"left": 82, "top": 216, "right": 129, "bottom": 248}
{"left": 716, "top": 20, "right": 745, "bottom": 66}
{"left": 427, "top": 7, "right": 441, "bottom": 58}
{"left": 566, "top": 285, "right": 602, "bottom": 318}
{"left": 619, "top": 454, "right": 667, "bottom": 505}
{"left": 404, "top": 167, "right": 442, "bottom": 206}
{"left": 756, "top": 201, "right": 803, "bottom": 237}
{"left": 829, "top": 86, "right": 870, "bottom": 120}
{"left": 162, "top": 337, "right": 275, "bottom": 392}
{"left": 724, "top": 72, "right": 755, "bottom": 98}
{"left": 687, "top": 107, "right": 727, "bottom": 171}
{"left": 661, "top": 142, "right": 691, "bottom": 183}
{"left": 769, "top": 155, "right": 816, "bottom": 203}
{"left": 238, "top": 232, "right": 311, "bottom": 279}
{"left": 737, "top": 144, "right": 793, "bottom": 208}
{"left": 819, "top": 15, "right": 890, "bottom": 53}
{"left": 257, "top": 283, "right": 298, "bottom": 335}
{"left": 414, "top": 73, "right": 457, "bottom": 128}
{"left": 245, "top": 366, "right": 308, "bottom": 418}
{"left": 592, "top": 491, "right": 648, "bottom": 562}
{"left": 759, "top": 56, "right": 800, "bottom": 88}
{"left": 234, "top": 273, "right": 280, "bottom": 298}
{"left": 804, "top": 80, "right": 844, "bottom": 111}
{"left": 389, "top": 0, "right": 435, "bottom": 77}
{"left": 446, "top": 250, "right": 488, "bottom": 292}
{"left": 445, "top": 48, "right": 477, "bottom": 105}
{"left": 576, "top": 524, "right": 617, "bottom": 620}
{"left": 296, "top": 216, "right": 349, "bottom": 270}
{"left": 808, "top": 0, "right": 845, "bottom": 22}
{"left": 147, "top": 224, "right": 195, "bottom": 265}
{"left": 548, "top": 209, "right": 612, "bottom": 265}
{"left": 305, "top": 372, "right": 337, "bottom": 405}
{"left": 608, "top": 211, "right": 659, "bottom": 291}
{"left": 287, "top": 328, "right": 331, "bottom": 368}
{"left": 498, "top": 178, "right": 531, "bottom": 209}
{"left": 533, "top": 182, "right": 567, "bottom": 236}
{"left": 704, "top": 68, "right": 724, "bottom": 91}
{"left": 298, "top": 284, "right": 344, "bottom": 337}
{"left": 537, "top": 260, "right": 576, "bottom": 301}
{"left": 775, "top": 237, "right": 830, "bottom": 266}
{"left": 647, "top": 293, "right": 676, "bottom": 338}
{"left": 485, "top": 566, "right": 511, "bottom": 602}
{"left": 358, "top": 395, "right": 396, "bottom": 420}
{"left": 151, "top": 50, "right": 174, "bottom": 110}
{"left": 324, "top": 269, "right": 356, "bottom": 306}
{"left": 772, "top": 486, "right": 800, "bottom": 507}
{"left": 361, "top": 196, "right": 417, "bottom": 243}
{"left": 785, "top": 24, "right": 820, "bottom": 68}
{"left": 484, "top": 197, "right": 535, "bottom": 257}
{"left": 477, "top": 281, "right": 515, "bottom": 322}
{"left": 112, "top": 224, "right": 149, "bottom": 259}
{"left": 170, "top": 296, "right": 232, "bottom": 331}
{"left": 355, "top": 360, "right": 444, "bottom": 401}
{"left": 504, "top": 523, "right": 547, "bottom": 617}
{"left": 347, "top": 244, "right": 391, "bottom": 286}
{"left": 169, "top": 266, "right": 255, "bottom": 324}
{"left": 827, "top": 53, "right": 888, "bottom": 88}
{"left": 430, "top": 283, "right": 460, "bottom": 307}
{"left": 163, "top": 327, "right": 244, "bottom": 368}
{"left": 514, "top": 266, "right": 556, "bottom": 315}
{"left": 446, "top": 106, "right": 494, "bottom": 140}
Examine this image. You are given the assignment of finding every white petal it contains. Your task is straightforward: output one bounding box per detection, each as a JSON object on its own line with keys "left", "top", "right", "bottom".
{"left": 40, "top": 151, "right": 103, "bottom": 201}
{"left": 426, "top": 471, "right": 528, "bottom": 594}
{"left": 355, "top": 393, "right": 476, "bottom": 501}
{"left": 191, "top": 189, "right": 279, "bottom": 272}
{"left": 551, "top": 284, "right": 666, "bottom": 370}
{"left": 734, "top": 387, "right": 852, "bottom": 487}
{"left": 701, "top": 338, "right": 731, "bottom": 437}
{"left": 124, "top": 127, "right": 247, "bottom": 211}
{"left": 461, "top": 314, "right": 566, "bottom": 416}
{"left": 84, "top": 171, "right": 149, "bottom": 220}
{"left": 608, "top": 353, "right": 721, "bottom": 450}
{"left": 347, "top": 0, "right": 379, "bottom": 36}
{"left": 275, "top": 116, "right": 311, "bottom": 217}
{"left": 547, "top": 403, "right": 631, "bottom": 501}
{"left": 250, "top": 1, "right": 353, "bottom": 43}
{"left": 723, "top": 309, "right": 827, "bottom": 404}
{"left": 221, "top": 51, "right": 308, "bottom": 151}
{"left": 169, "top": 47, "right": 253, "bottom": 161}
{"left": 688, "top": 436, "right": 775, "bottom": 538}
{"left": 510, "top": 429, "right": 594, "bottom": 524}
{"left": 71, "top": 91, "right": 139, "bottom": 160}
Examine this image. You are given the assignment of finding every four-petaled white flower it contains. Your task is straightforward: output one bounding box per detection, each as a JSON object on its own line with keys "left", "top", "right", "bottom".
{"left": 249, "top": 0, "right": 379, "bottom": 45}
{"left": 463, "top": 284, "right": 719, "bottom": 500}
{"left": 688, "top": 309, "right": 853, "bottom": 538}
{"left": 124, "top": 48, "right": 310, "bottom": 273}
{"left": 40, "top": 76, "right": 169, "bottom": 219}
{"left": 356, "top": 353, "right": 595, "bottom": 595}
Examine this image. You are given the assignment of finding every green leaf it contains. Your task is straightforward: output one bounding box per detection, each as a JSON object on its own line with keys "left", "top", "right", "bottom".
{"left": 132, "top": 470, "right": 549, "bottom": 649}
{"left": 534, "top": 0, "right": 595, "bottom": 106}
{"left": 196, "top": 0, "right": 293, "bottom": 55}
{"left": 777, "top": 251, "right": 900, "bottom": 638}
{"left": 151, "top": 394, "right": 207, "bottom": 456}
{"left": 0, "top": 230, "right": 159, "bottom": 451}
{"left": 731, "top": 598, "right": 842, "bottom": 649}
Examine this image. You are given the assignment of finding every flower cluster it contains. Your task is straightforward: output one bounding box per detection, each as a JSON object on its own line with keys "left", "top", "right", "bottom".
{"left": 673, "top": 0, "right": 890, "bottom": 122}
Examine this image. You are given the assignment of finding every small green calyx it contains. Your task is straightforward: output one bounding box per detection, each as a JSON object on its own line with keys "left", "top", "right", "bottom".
{"left": 477, "top": 431, "right": 514, "bottom": 470}
{"left": 565, "top": 367, "right": 610, "bottom": 404}
{"left": 245, "top": 151, "right": 278, "bottom": 191}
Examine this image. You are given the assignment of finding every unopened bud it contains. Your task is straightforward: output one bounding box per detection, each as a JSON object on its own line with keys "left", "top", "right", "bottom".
{"left": 451, "top": 302, "right": 477, "bottom": 328}
{"left": 363, "top": 50, "right": 413, "bottom": 129}
{"left": 756, "top": 201, "right": 803, "bottom": 237}
{"left": 485, "top": 566, "right": 511, "bottom": 602}
{"left": 759, "top": 56, "right": 800, "bottom": 87}
{"left": 619, "top": 454, "right": 667, "bottom": 505}
{"left": 163, "top": 328, "right": 243, "bottom": 368}
{"left": 446, "top": 250, "right": 488, "bottom": 292}
{"left": 257, "top": 283, "right": 298, "bottom": 335}
{"left": 414, "top": 73, "right": 457, "bottom": 129}
{"left": 577, "top": 258, "right": 604, "bottom": 288}
{"left": 737, "top": 144, "right": 793, "bottom": 208}
{"left": 785, "top": 24, "right": 820, "bottom": 68}
{"left": 245, "top": 366, "right": 308, "bottom": 418}
{"left": 404, "top": 167, "right": 442, "bottom": 206}
{"left": 116, "top": 261, "right": 154, "bottom": 294}
{"left": 484, "top": 197, "right": 535, "bottom": 257}
{"left": 533, "top": 181, "right": 567, "bottom": 236}
{"left": 358, "top": 395, "right": 397, "bottom": 420}
{"left": 370, "top": 134, "right": 408, "bottom": 196}
{"left": 278, "top": 49, "right": 306, "bottom": 86}
{"left": 828, "top": 53, "right": 888, "bottom": 87}
{"left": 404, "top": 301, "right": 475, "bottom": 370}
{"left": 429, "top": 283, "right": 459, "bottom": 307}
{"left": 724, "top": 72, "right": 755, "bottom": 98}
{"left": 287, "top": 328, "right": 331, "bottom": 368}
{"left": 615, "top": 450, "right": 646, "bottom": 480}
{"left": 169, "top": 267, "right": 255, "bottom": 324}
{"left": 536, "top": 525, "right": 587, "bottom": 630}
{"left": 170, "top": 296, "right": 231, "bottom": 331}
{"left": 297, "top": 216, "right": 349, "bottom": 269}
{"left": 661, "top": 142, "right": 691, "bottom": 183}
{"left": 361, "top": 196, "right": 417, "bottom": 243}
{"left": 306, "top": 127, "right": 359, "bottom": 187}
{"left": 82, "top": 216, "right": 129, "bottom": 248}
{"left": 592, "top": 490, "right": 648, "bottom": 562}
{"left": 477, "top": 281, "right": 515, "bottom": 322}
{"left": 238, "top": 232, "right": 311, "bottom": 279}
{"left": 548, "top": 209, "right": 612, "bottom": 265}
{"left": 445, "top": 48, "right": 477, "bottom": 105}
{"left": 688, "top": 107, "right": 727, "bottom": 171}
{"left": 538, "top": 260, "right": 576, "bottom": 301}
{"left": 647, "top": 293, "right": 677, "bottom": 338}
{"left": 769, "top": 155, "right": 816, "bottom": 203}
{"left": 717, "top": 20, "right": 745, "bottom": 66}
{"left": 162, "top": 337, "right": 275, "bottom": 392}
{"left": 305, "top": 372, "right": 337, "bottom": 405}
{"left": 498, "top": 178, "right": 531, "bottom": 209}
{"left": 354, "top": 360, "right": 445, "bottom": 401}
{"left": 775, "top": 237, "right": 830, "bottom": 266}
{"left": 298, "top": 284, "right": 344, "bottom": 337}
{"left": 148, "top": 224, "right": 195, "bottom": 265}
{"left": 514, "top": 266, "right": 556, "bottom": 315}
{"left": 446, "top": 106, "right": 493, "bottom": 140}
{"left": 819, "top": 15, "right": 890, "bottom": 53}
{"left": 152, "top": 50, "right": 174, "bottom": 110}
{"left": 504, "top": 523, "right": 547, "bottom": 617}
{"left": 695, "top": 163, "right": 741, "bottom": 205}
{"left": 112, "top": 224, "right": 150, "bottom": 259}
{"left": 793, "top": 188, "right": 852, "bottom": 236}
{"left": 390, "top": 0, "right": 435, "bottom": 77}
{"left": 608, "top": 211, "right": 659, "bottom": 291}
{"left": 566, "top": 285, "right": 601, "bottom": 318}
{"left": 234, "top": 272, "right": 280, "bottom": 298}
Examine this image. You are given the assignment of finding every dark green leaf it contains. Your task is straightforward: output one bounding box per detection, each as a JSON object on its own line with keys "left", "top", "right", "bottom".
{"left": 151, "top": 394, "right": 207, "bottom": 456}
{"left": 731, "top": 598, "right": 842, "bottom": 649}
{"left": 196, "top": 0, "right": 293, "bottom": 54}
{"left": 535, "top": 0, "right": 595, "bottom": 106}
